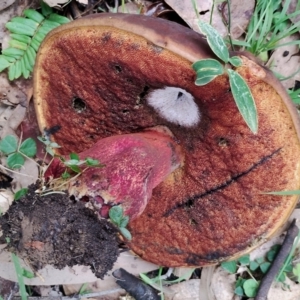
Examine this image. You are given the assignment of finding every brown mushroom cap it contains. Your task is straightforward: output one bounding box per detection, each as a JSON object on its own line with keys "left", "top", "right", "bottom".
{"left": 33, "top": 13, "right": 300, "bottom": 266}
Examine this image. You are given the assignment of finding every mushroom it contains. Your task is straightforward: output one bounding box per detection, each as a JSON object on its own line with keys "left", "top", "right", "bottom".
{"left": 34, "top": 13, "right": 300, "bottom": 267}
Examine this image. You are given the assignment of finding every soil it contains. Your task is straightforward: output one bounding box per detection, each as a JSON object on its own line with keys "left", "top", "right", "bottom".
{"left": 0, "top": 183, "right": 119, "bottom": 279}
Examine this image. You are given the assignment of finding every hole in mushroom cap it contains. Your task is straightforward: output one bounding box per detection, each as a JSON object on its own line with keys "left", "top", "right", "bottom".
{"left": 147, "top": 87, "right": 200, "bottom": 127}
{"left": 114, "top": 65, "right": 122, "bottom": 73}
{"left": 72, "top": 97, "right": 86, "bottom": 113}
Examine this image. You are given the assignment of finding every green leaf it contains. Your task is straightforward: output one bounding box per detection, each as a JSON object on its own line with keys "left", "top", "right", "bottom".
{"left": 23, "top": 9, "right": 45, "bottom": 23}
{"left": 27, "top": 46, "right": 36, "bottom": 67}
{"left": 43, "top": 19, "right": 61, "bottom": 29}
{"left": 7, "top": 153, "right": 25, "bottom": 169}
{"left": 260, "top": 261, "right": 271, "bottom": 273}
{"left": 221, "top": 260, "right": 237, "bottom": 274}
{"left": 276, "top": 272, "right": 286, "bottom": 283}
{"left": 238, "top": 255, "right": 250, "bottom": 265}
{"left": 249, "top": 260, "right": 259, "bottom": 271}
{"left": 14, "top": 60, "right": 22, "bottom": 79}
{"left": 293, "top": 263, "right": 300, "bottom": 281}
{"left": 1, "top": 55, "right": 16, "bottom": 63}
{"left": 267, "top": 245, "right": 280, "bottom": 261}
{"left": 30, "top": 37, "right": 40, "bottom": 52}
{"left": 69, "top": 153, "right": 79, "bottom": 161}
{"left": 10, "top": 33, "right": 31, "bottom": 44}
{"left": 19, "top": 138, "right": 37, "bottom": 157}
{"left": 11, "top": 254, "right": 27, "bottom": 300}
{"left": 119, "top": 215, "right": 129, "bottom": 228}
{"left": 109, "top": 205, "right": 124, "bottom": 225}
{"left": 198, "top": 21, "right": 229, "bottom": 63}
{"left": 61, "top": 171, "right": 71, "bottom": 179}
{"left": 256, "top": 256, "right": 265, "bottom": 264}
{"left": 14, "top": 188, "right": 28, "bottom": 200}
{"left": 119, "top": 227, "right": 132, "bottom": 240}
{"left": 48, "top": 13, "right": 70, "bottom": 24}
{"left": 8, "top": 63, "right": 16, "bottom": 81}
{"left": 6, "top": 21, "right": 36, "bottom": 36}
{"left": 192, "top": 59, "right": 224, "bottom": 75}
{"left": 243, "top": 279, "right": 259, "bottom": 297}
{"left": 195, "top": 75, "right": 218, "bottom": 86}
{"left": 33, "top": 31, "right": 46, "bottom": 43}
{"left": 0, "top": 135, "right": 18, "bottom": 154}
{"left": 68, "top": 164, "right": 81, "bottom": 173}
{"left": 41, "top": 2, "right": 53, "bottom": 17}
{"left": 0, "top": 57, "right": 11, "bottom": 72}
{"left": 9, "top": 39, "right": 28, "bottom": 50}
{"left": 2, "top": 47, "right": 25, "bottom": 57}
{"left": 22, "top": 268, "right": 35, "bottom": 278}
{"left": 227, "top": 69, "right": 258, "bottom": 134}
{"left": 229, "top": 56, "right": 242, "bottom": 67}
{"left": 11, "top": 17, "right": 38, "bottom": 30}
{"left": 234, "top": 286, "right": 244, "bottom": 296}
{"left": 85, "top": 157, "right": 101, "bottom": 166}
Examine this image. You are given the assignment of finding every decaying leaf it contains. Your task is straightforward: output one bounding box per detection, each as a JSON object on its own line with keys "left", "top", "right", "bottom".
{"left": 267, "top": 34, "right": 300, "bottom": 89}
{"left": 164, "top": 0, "right": 254, "bottom": 39}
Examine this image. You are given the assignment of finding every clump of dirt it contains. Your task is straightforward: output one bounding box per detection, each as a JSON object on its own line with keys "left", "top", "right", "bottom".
{"left": 0, "top": 183, "right": 119, "bottom": 279}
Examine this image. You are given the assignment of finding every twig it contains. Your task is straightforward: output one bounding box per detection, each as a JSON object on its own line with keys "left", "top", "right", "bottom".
{"left": 255, "top": 219, "right": 299, "bottom": 300}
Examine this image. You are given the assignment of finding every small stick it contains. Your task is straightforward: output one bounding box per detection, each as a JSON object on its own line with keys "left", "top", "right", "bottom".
{"left": 255, "top": 219, "right": 299, "bottom": 300}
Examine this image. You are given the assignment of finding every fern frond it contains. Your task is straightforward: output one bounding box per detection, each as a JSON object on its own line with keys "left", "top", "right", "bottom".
{"left": 0, "top": 1, "right": 69, "bottom": 81}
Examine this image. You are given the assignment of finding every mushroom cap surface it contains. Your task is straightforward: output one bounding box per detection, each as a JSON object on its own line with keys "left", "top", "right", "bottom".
{"left": 34, "top": 13, "right": 300, "bottom": 266}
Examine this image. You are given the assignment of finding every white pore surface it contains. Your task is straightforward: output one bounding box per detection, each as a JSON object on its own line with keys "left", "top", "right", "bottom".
{"left": 147, "top": 87, "right": 200, "bottom": 127}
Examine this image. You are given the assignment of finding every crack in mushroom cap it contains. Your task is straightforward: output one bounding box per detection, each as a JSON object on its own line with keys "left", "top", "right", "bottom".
{"left": 33, "top": 13, "right": 300, "bottom": 267}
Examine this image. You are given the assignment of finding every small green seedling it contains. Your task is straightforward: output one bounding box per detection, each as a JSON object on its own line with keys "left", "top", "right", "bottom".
{"left": 109, "top": 205, "right": 132, "bottom": 240}
{"left": 12, "top": 253, "right": 35, "bottom": 300}
{"left": 37, "top": 136, "right": 61, "bottom": 156}
{"left": 193, "top": 21, "right": 258, "bottom": 134}
{"left": 140, "top": 266, "right": 195, "bottom": 300}
{"left": 14, "top": 188, "right": 29, "bottom": 200}
{"left": 59, "top": 153, "right": 102, "bottom": 178}
{"left": 0, "top": 135, "right": 36, "bottom": 169}
{"left": 78, "top": 283, "right": 91, "bottom": 295}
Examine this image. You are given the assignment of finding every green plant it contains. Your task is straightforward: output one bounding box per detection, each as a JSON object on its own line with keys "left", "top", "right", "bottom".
{"left": 231, "top": 0, "right": 300, "bottom": 61}
{"left": 221, "top": 254, "right": 260, "bottom": 297}
{"left": 193, "top": 20, "right": 258, "bottom": 134}
{"left": 140, "top": 267, "right": 195, "bottom": 300}
{"left": 0, "top": 135, "right": 37, "bottom": 169}
{"left": 0, "top": 1, "right": 69, "bottom": 80}
{"left": 12, "top": 253, "right": 35, "bottom": 300}
{"left": 78, "top": 283, "right": 91, "bottom": 295}
{"left": 109, "top": 205, "right": 132, "bottom": 240}
{"left": 14, "top": 188, "right": 29, "bottom": 200}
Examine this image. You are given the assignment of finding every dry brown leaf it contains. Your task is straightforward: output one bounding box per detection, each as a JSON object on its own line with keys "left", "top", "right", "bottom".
{"left": 211, "top": 267, "right": 235, "bottom": 300}
{"left": 164, "top": 0, "right": 254, "bottom": 39}
{"left": 0, "top": 189, "right": 14, "bottom": 215}
{"left": 267, "top": 34, "right": 300, "bottom": 89}
{"left": 165, "top": 279, "right": 200, "bottom": 300}
{"left": 284, "top": 0, "right": 300, "bottom": 24}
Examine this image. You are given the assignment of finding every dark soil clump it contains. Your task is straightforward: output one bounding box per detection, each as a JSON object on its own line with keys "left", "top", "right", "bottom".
{"left": 0, "top": 183, "right": 119, "bottom": 279}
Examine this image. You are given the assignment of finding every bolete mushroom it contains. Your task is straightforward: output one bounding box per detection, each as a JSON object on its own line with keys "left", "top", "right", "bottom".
{"left": 33, "top": 13, "right": 300, "bottom": 267}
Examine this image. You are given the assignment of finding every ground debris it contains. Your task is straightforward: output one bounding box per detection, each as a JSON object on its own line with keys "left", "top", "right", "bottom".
{"left": 0, "top": 183, "right": 119, "bottom": 279}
